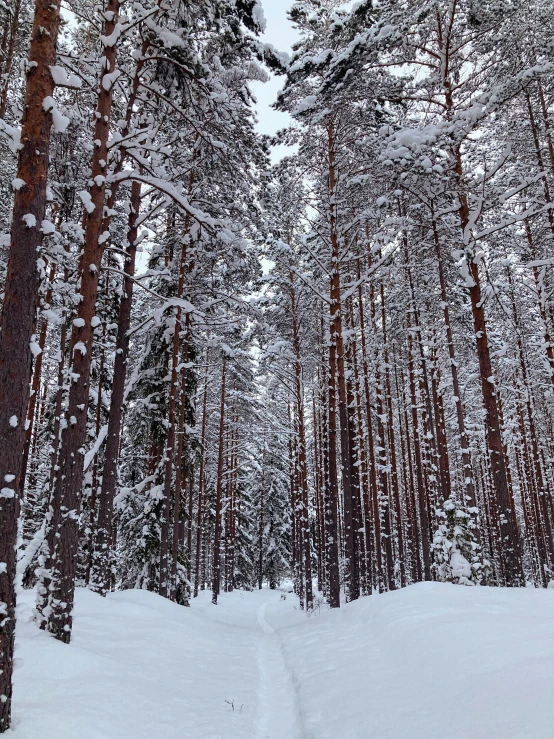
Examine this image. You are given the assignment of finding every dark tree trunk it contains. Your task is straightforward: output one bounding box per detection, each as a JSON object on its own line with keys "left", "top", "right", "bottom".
{"left": 369, "top": 275, "right": 395, "bottom": 591}
{"left": 258, "top": 443, "right": 265, "bottom": 590}
{"left": 212, "top": 356, "right": 227, "bottom": 604}
{"left": 357, "top": 269, "right": 381, "bottom": 592}
{"left": 158, "top": 310, "right": 183, "bottom": 598}
{"left": 323, "top": 330, "right": 341, "bottom": 608}
{"left": 90, "top": 180, "right": 141, "bottom": 595}
{"left": 313, "top": 392, "right": 326, "bottom": 593}
{"left": 380, "top": 283, "right": 406, "bottom": 587}
{"left": 407, "top": 323, "right": 432, "bottom": 581}
{"left": 170, "top": 316, "right": 191, "bottom": 597}
{"left": 193, "top": 361, "right": 209, "bottom": 598}
{"left": 290, "top": 276, "right": 314, "bottom": 610}
{"left": 347, "top": 308, "right": 371, "bottom": 594}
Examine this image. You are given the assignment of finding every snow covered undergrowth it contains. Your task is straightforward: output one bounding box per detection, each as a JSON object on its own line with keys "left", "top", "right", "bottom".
{"left": 10, "top": 583, "right": 554, "bottom": 738}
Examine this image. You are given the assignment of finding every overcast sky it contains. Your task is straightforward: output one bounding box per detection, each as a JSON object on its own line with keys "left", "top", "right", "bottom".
{"left": 251, "top": 1, "right": 356, "bottom": 160}
{"left": 250, "top": 0, "right": 300, "bottom": 161}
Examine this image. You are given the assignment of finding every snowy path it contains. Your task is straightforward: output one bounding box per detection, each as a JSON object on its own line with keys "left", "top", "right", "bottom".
{"left": 255, "top": 601, "right": 305, "bottom": 739}
{"left": 10, "top": 583, "right": 554, "bottom": 738}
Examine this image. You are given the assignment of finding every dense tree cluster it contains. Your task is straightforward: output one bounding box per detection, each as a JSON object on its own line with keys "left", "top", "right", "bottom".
{"left": 1, "top": 0, "right": 554, "bottom": 731}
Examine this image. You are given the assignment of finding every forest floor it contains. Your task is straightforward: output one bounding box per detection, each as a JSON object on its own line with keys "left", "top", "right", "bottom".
{"left": 9, "top": 581, "right": 554, "bottom": 738}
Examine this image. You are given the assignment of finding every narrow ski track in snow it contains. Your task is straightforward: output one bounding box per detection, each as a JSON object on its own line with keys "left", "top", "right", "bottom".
{"left": 255, "top": 601, "right": 307, "bottom": 739}
{"left": 11, "top": 583, "right": 554, "bottom": 739}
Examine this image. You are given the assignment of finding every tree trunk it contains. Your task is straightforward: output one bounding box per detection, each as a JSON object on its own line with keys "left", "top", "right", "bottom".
{"left": 380, "top": 283, "right": 405, "bottom": 587}
{"left": 347, "top": 308, "right": 371, "bottom": 594}
{"left": 84, "top": 312, "right": 107, "bottom": 585}
{"left": 450, "top": 142, "right": 523, "bottom": 584}
{"left": 357, "top": 267, "right": 381, "bottom": 592}
{"left": 21, "top": 262, "right": 56, "bottom": 490}
{"left": 90, "top": 180, "right": 141, "bottom": 595}
{"left": 524, "top": 220, "right": 554, "bottom": 390}
{"left": 323, "top": 327, "right": 341, "bottom": 608}
{"left": 258, "top": 438, "right": 265, "bottom": 590}
{"left": 44, "top": 0, "right": 121, "bottom": 642}
{"left": 407, "top": 322, "right": 432, "bottom": 581}
{"left": 169, "top": 315, "right": 191, "bottom": 597}
{"left": 369, "top": 275, "right": 395, "bottom": 591}
{"left": 508, "top": 269, "right": 553, "bottom": 577}
{"left": 313, "top": 392, "right": 326, "bottom": 593}
{"left": 327, "top": 117, "right": 358, "bottom": 602}
{"left": 466, "top": 251, "right": 523, "bottom": 584}
{"left": 431, "top": 213, "right": 476, "bottom": 509}
{"left": 0, "top": 0, "right": 62, "bottom": 722}
{"left": 290, "top": 276, "right": 313, "bottom": 610}
{"left": 193, "top": 360, "right": 209, "bottom": 598}
{"left": 0, "top": 0, "right": 22, "bottom": 118}
{"left": 212, "top": 355, "right": 227, "bottom": 604}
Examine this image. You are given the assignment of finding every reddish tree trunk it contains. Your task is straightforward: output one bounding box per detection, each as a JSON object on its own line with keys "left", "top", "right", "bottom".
{"left": 44, "top": 0, "right": 121, "bottom": 642}
{"left": 0, "top": 0, "right": 21, "bottom": 118}
{"left": 322, "top": 330, "right": 341, "bottom": 608}
{"left": 466, "top": 251, "right": 523, "bottom": 585}
{"left": 21, "top": 262, "right": 56, "bottom": 489}
{"left": 0, "top": 0, "right": 61, "bottom": 723}
{"left": 327, "top": 117, "right": 358, "bottom": 602}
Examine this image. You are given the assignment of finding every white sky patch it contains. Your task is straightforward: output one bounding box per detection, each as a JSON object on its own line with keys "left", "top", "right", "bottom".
{"left": 60, "top": 4, "right": 78, "bottom": 28}
{"left": 251, "top": 1, "right": 358, "bottom": 162}
{"left": 261, "top": 258, "right": 275, "bottom": 275}
{"left": 251, "top": 0, "right": 300, "bottom": 163}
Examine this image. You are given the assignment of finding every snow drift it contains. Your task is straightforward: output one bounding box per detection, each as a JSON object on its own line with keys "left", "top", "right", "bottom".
{"left": 10, "top": 583, "right": 554, "bottom": 738}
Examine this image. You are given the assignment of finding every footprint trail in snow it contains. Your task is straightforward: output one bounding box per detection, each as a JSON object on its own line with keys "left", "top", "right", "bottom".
{"left": 255, "top": 601, "right": 306, "bottom": 739}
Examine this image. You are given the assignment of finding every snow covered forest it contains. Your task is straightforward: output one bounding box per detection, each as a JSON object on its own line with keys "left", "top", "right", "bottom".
{"left": 1, "top": 0, "right": 554, "bottom": 734}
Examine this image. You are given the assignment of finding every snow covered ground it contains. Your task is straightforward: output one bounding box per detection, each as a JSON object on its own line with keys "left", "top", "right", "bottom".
{"left": 10, "top": 582, "right": 554, "bottom": 738}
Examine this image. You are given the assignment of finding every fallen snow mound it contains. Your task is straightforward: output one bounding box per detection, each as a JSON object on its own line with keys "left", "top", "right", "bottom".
{"left": 11, "top": 582, "right": 554, "bottom": 738}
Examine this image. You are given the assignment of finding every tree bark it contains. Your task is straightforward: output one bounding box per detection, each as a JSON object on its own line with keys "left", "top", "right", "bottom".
{"left": 463, "top": 244, "right": 523, "bottom": 583}
{"left": 357, "top": 267, "right": 381, "bottom": 592}
{"left": 21, "top": 262, "right": 57, "bottom": 490}
{"left": 431, "top": 213, "right": 476, "bottom": 508}
{"left": 44, "top": 0, "right": 121, "bottom": 642}
{"left": 290, "top": 275, "right": 313, "bottom": 610}
{"left": 0, "top": 0, "right": 61, "bottom": 723}
{"left": 323, "top": 323, "right": 341, "bottom": 608}
{"left": 380, "top": 282, "right": 405, "bottom": 587}
{"left": 327, "top": 117, "right": 358, "bottom": 602}
{"left": 0, "top": 0, "right": 22, "bottom": 118}
{"left": 90, "top": 180, "right": 141, "bottom": 595}
{"left": 193, "top": 360, "right": 209, "bottom": 598}
{"left": 258, "top": 436, "right": 265, "bottom": 590}
{"left": 212, "top": 355, "right": 227, "bottom": 604}
{"left": 407, "top": 321, "right": 432, "bottom": 581}
{"left": 169, "top": 317, "right": 191, "bottom": 598}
